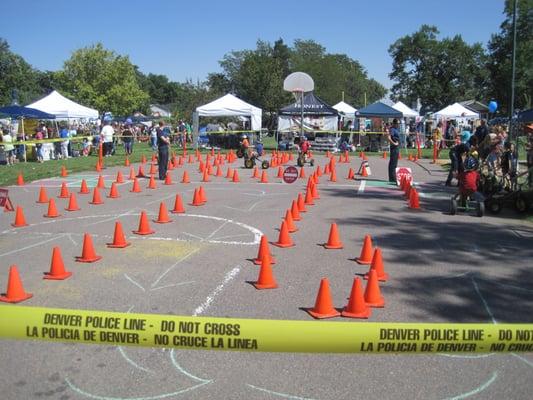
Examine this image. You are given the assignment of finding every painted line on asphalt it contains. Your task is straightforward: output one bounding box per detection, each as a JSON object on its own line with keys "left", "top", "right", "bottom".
{"left": 192, "top": 266, "right": 241, "bottom": 316}
{"left": 246, "top": 384, "right": 317, "bottom": 400}
{"left": 471, "top": 277, "right": 497, "bottom": 324}
{"left": 444, "top": 371, "right": 497, "bottom": 400}
{"left": 150, "top": 248, "right": 200, "bottom": 289}
{"left": 357, "top": 180, "right": 366, "bottom": 194}
{"left": 0, "top": 233, "right": 66, "bottom": 258}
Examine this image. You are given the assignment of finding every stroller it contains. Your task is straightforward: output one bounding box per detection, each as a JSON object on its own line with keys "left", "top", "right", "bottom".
{"left": 450, "top": 156, "right": 485, "bottom": 217}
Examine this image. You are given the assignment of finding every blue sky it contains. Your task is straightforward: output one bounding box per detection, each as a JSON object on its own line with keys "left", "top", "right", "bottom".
{"left": 3, "top": 0, "right": 505, "bottom": 91}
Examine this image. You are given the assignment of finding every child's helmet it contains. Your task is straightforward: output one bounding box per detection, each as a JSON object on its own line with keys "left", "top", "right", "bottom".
{"left": 464, "top": 156, "right": 479, "bottom": 171}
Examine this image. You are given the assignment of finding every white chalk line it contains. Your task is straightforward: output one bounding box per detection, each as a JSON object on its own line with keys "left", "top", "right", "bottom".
{"left": 246, "top": 384, "right": 317, "bottom": 400}
{"left": 192, "top": 266, "right": 241, "bottom": 316}
{"left": 471, "top": 277, "right": 497, "bottom": 324}
{"left": 116, "top": 306, "right": 153, "bottom": 374}
{"left": 123, "top": 274, "right": 146, "bottom": 292}
{"left": 181, "top": 232, "right": 203, "bottom": 240}
{"left": 150, "top": 281, "right": 195, "bottom": 292}
{"left": 169, "top": 349, "right": 212, "bottom": 384}
{"left": 84, "top": 208, "right": 140, "bottom": 227}
{"left": 443, "top": 371, "right": 498, "bottom": 400}
{"left": 438, "top": 353, "right": 495, "bottom": 359}
{"left": 511, "top": 353, "right": 533, "bottom": 368}
{"left": 203, "top": 221, "right": 229, "bottom": 242}
{"left": 0, "top": 233, "right": 66, "bottom": 258}
{"left": 150, "top": 248, "right": 200, "bottom": 289}
{"left": 64, "top": 378, "right": 210, "bottom": 400}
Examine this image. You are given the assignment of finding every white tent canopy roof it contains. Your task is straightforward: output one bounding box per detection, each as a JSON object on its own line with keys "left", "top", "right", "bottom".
{"left": 27, "top": 90, "right": 99, "bottom": 119}
{"left": 392, "top": 101, "right": 419, "bottom": 117}
{"left": 434, "top": 102, "right": 479, "bottom": 119}
{"left": 333, "top": 101, "right": 357, "bottom": 117}
{"left": 196, "top": 93, "right": 262, "bottom": 130}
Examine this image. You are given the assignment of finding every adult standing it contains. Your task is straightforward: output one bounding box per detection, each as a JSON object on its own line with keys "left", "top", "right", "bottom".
{"left": 59, "top": 125, "right": 70, "bottom": 159}
{"left": 473, "top": 119, "right": 489, "bottom": 145}
{"left": 386, "top": 119, "right": 401, "bottom": 183}
{"left": 101, "top": 119, "right": 114, "bottom": 157}
{"left": 122, "top": 122, "right": 134, "bottom": 156}
{"left": 156, "top": 121, "right": 170, "bottom": 180}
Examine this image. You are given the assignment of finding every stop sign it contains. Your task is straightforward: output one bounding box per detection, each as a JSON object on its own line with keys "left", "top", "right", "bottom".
{"left": 395, "top": 167, "right": 412, "bottom": 186}
{"left": 283, "top": 166, "right": 299, "bottom": 184}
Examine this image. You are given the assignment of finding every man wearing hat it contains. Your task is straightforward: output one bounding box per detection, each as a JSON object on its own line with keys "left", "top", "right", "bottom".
{"left": 386, "top": 119, "right": 400, "bottom": 183}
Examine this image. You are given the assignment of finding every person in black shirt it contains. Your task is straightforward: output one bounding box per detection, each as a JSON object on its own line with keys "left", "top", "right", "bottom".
{"left": 446, "top": 131, "right": 471, "bottom": 186}
{"left": 473, "top": 119, "right": 489, "bottom": 145}
{"left": 156, "top": 121, "right": 170, "bottom": 180}
{"left": 386, "top": 119, "right": 400, "bottom": 182}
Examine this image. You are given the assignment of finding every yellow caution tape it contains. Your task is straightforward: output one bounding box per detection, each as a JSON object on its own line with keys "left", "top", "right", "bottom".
{"left": 1, "top": 305, "right": 532, "bottom": 353}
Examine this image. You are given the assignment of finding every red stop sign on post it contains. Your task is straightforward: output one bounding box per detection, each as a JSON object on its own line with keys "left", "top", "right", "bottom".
{"left": 283, "top": 166, "right": 298, "bottom": 184}
{"left": 395, "top": 167, "right": 412, "bottom": 186}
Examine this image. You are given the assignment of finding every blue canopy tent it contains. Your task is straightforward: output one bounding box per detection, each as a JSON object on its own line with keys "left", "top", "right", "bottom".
{"left": 517, "top": 108, "right": 533, "bottom": 123}
{"left": 0, "top": 105, "right": 56, "bottom": 120}
{"left": 356, "top": 102, "right": 403, "bottom": 118}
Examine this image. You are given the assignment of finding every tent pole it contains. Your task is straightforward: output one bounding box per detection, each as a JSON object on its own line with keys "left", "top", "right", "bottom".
{"left": 300, "top": 91, "right": 304, "bottom": 139}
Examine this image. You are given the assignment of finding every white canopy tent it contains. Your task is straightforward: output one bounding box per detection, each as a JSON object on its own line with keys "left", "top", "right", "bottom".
{"left": 333, "top": 101, "right": 357, "bottom": 118}
{"left": 434, "top": 103, "right": 479, "bottom": 119}
{"left": 392, "top": 101, "right": 419, "bottom": 117}
{"left": 195, "top": 94, "right": 262, "bottom": 131}
{"left": 27, "top": 90, "right": 99, "bottom": 120}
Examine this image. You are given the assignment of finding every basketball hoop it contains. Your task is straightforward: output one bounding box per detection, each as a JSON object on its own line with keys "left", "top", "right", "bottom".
{"left": 283, "top": 72, "right": 315, "bottom": 137}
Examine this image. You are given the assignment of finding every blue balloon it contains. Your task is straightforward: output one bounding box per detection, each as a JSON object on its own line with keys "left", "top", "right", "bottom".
{"left": 488, "top": 101, "right": 498, "bottom": 113}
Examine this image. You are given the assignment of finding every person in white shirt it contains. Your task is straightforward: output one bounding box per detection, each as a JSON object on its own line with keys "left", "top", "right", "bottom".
{"left": 101, "top": 120, "right": 114, "bottom": 156}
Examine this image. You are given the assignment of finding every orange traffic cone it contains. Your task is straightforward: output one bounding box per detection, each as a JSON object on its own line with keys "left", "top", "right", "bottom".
{"left": 202, "top": 169, "right": 210, "bottom": 182}
{"left": 76, "top": 233, "right": 102, "bottom": 263}
{"left": 398, "top": 151, "right": 402, "bottom": 160}
{"left": 361, "top": 164, "right": 369, "bottom": 177}
{"left": 284, "top": 209, "right": 298, "bottom": 233}
{"left": 44, "top": 247, "right": 72, "bottom": 280}
{"left": 311, "top": 182, "right": 320, "bottom": 199}
{"left": 253, "top": 235, "right": 277, "bottom": 265}
{"left": 364, "top": 247, "right": 389, "bottom": 281}
{"left": 37, "top": 186, "right": 48, "bottom": 204}
{"left": 272, "top": 220, "right": 294, "bottom": 248}
{"left": 132, "top": 211, "right": 155, "bottom": 235}
{"left": 306, "top": 278, "right": 340, "bottom": 319}
{"left": 232, "top": 170, "right": 240, "bottom": 183}
{"left": 171, "top": 194, "right": 185, "bottom": 213}
{"left": 95, "top": 160, "right": 102, "bottom": 172}
{"left": 141, "top": 154, "right": 147, "bottom": 164}
{"left": 364, "top": 269, "right": 385, "bottom": 308}
{"left": 108, "top": 182, "right": 120, "bottom": 199}
{"left": 125, "top": 157, "right": 130, "bottom": 166}
{"left": 147, "top": 175, "right": 157, "bottom": 189}
{"left": 299, "top": 167, "right": 306, "bottom": 179}
{"left": 323, "top": 223, "right": 343, "bottom": 249}
{"left": 304, "top": 189, "right": 314, "bottom": 206}
{"left": 329, "top": 168, "right": 337, "bottom": 182}
{"left": 116, "top": 170, "right": 125, "bottom": 183}
{"left": 181, "top": 170, "right": 190, "bottom": 183}
{"left": 11, "top": 206, "right": 28, "bottom": 227}
{"left": 409, "top": 188, "right": 420, "bottom": 209}
{"left": 17, "top": 172, "right": 24, "bottom": 186}
{"left": 60, "top": 165, "right": 68, "bottom": 177}
{"left": 190, "top": 188, "right": 203, "bottom": 206}
{"left": 164, "top": 172, "right": 173, "bottom": 185}
{"left": 65, "top": 192, "right": 81, "bottom": 211}
{"left": 252, "top": 255, "right": 278, "bottom": 289}
{"left": 149, "top": 163, "right": 157, "bottom": 175}
{"left": 107, "top": 221, "right": 131, "bottom": 248}
{"left": 58, "top": 181, "right": 69, "bottom": 198}
{"left": 130, "top": 177, "right": 141, "bottom": 193}
{"left": 0, "top": 265, "right": 33, "bottom": 303}
{"left": 341, "top": 277, "right": 371, "bottom": 318}
{"left": 154, "top": 202, "right": 172, "bottom": 223}
{"left": 276, "top": 166, "right": 283, "bottom": 178}
{"left": 252, "top": 167, "right": 259, "bottom": 179}
{"left": 128, "top": 166, "right": 135, "bottom": 180}
{"left": 137, "top": 165, "right": 146, "bottom": 178}
{"left": 290, "top": 200, "right": 301, "bottom": 221}
{"left": 382, "top": 151, "right": 387, "bottom": 159}
{"left": 347, "top": 168, "right": 355, "bottom": 180}
{"left": 89, "top": 187, "right": 104, "bottom": 205}
{"left": 356, "top": 235, "right": 374, "bottom": 264}
{"left": 216, "top": 165, "right": 223, "bottom": 177}
{"left": 97, "top": 175, "right": 106, "bottom": 189}
{"left": 198, "top": 186, "right": 207, "bottom": 203}
{"left": 316, "top": 165, "right": 323, "bottom": 177}
{"left": 259, "top": 170, "right": 269, "bottom": 183}
{"left": 151, "top": 153, "right": 156, "bottom": 162}
{"left": 44, "top": 198, "right": 60, "bottom": 218}
{"left": 297, "top": 193, "right": 307, "bottom": 212}
{"left": 226, "top": 168, "right": 233, "bottom": 178}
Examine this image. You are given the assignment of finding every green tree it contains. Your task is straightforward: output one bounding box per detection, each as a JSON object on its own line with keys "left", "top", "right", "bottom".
{"left": 0, "top": 38, "right": 43, "bottom": 105}
{"left": 388, "top": 25, "right": 488, "bottom": 112}
{"left": 57, "top": 43, "right": 149, "bottom": 115}
{"left": 487, "top": 0, "right": 533, "bottom": 113}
